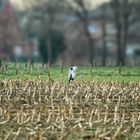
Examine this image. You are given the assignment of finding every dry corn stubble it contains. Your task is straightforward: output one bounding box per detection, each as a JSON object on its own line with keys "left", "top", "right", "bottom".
{"left": 0, "top": 80, "right": 140, "bottom": 139}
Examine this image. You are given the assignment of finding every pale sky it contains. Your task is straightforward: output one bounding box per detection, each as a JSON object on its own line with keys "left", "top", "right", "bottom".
{"left": 10, "top": 0, "right": 110, "bottom": 11}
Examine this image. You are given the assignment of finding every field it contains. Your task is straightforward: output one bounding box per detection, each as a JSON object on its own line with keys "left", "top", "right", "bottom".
{"left": 0, "top": 63, "right": 140, "bottom": 82}
{"left": 0, "top": 64, "right": 140, "bottom": 140}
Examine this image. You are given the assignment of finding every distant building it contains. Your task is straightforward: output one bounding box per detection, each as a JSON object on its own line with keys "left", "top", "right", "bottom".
{"left": 13, "top": 41, "right": 39, "bottom": 62}
{"left": 0, "top": 0, "right": 20, "bottom": 61}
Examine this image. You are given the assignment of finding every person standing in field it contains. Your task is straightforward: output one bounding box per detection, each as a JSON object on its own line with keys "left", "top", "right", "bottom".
{"left": 68, "top": 66, "right": 78, "bottom": 83}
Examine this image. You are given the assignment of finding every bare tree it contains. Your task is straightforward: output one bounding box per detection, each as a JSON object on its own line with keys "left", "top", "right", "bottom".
{"left": 112, "top": 0, "right": 122, "bottom": 66}
{"left": 23, "top": 0, "right": 66, "bottom": 67}
{"left": 66, "top": 0, "right": 95, "bottom": 67}
{"left": 111, "top": 0, "right": 130, "bottom": 66}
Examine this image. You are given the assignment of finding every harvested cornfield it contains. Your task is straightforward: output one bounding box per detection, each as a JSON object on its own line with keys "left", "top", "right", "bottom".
{"left": 0, "top": 80, "right": 140, "bottom": 140}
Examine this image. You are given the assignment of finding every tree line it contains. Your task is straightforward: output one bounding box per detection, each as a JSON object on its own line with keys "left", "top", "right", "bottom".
{"left": 0, "top": 0, "right": 140, "bottom": 66}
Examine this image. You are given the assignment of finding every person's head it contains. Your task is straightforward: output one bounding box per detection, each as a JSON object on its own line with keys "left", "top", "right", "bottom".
{"left": 73, "top": 66, "right": 78, "bottom": 71}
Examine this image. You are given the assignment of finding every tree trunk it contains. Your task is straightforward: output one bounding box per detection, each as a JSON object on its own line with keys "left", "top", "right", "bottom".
{"left": 47, "top": 34, "right": 52, "bottom": 66}
{"left": 113, "top": 0, "right": 123, "bottom": 66}
{"left": 121, "top": 0, "right": 129, "bottom": 66}
{"left": 83, "top": 22, "right": 95, "bottom": 67}
{"left": 0, "top": 60, "right": 2, "bottom": 68}
{"left": 102, "top": 5, "right": 107, "bottom": 66}
{"left": 116, "top": 20, "right": 123, "bottom": 66}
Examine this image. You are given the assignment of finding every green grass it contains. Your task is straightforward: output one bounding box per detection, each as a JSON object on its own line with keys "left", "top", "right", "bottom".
{"left": 0, "top": 63, "right": 140, "bottom": 82}
{"left": 0, "top": 64, "right": 140, "bottom": 140}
